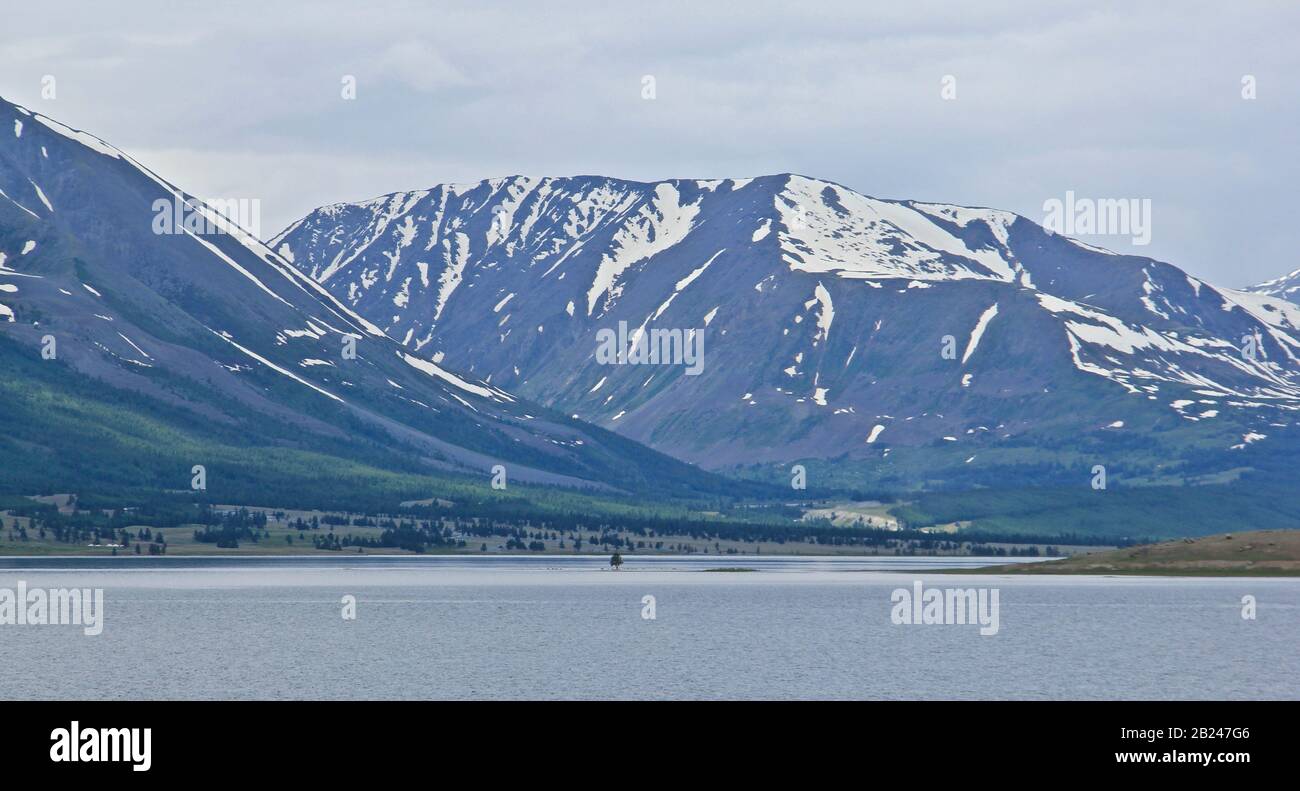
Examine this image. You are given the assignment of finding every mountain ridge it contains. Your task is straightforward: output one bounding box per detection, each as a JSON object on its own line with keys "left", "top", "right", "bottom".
{"left": 1, "top": 97, "right": 751, "bottom": 506}
{"left": 273, "top": 172, "right": 1300, "bottom": 489}
{"left": 1248, "top": 267, "right": 1300, "bottom": 303}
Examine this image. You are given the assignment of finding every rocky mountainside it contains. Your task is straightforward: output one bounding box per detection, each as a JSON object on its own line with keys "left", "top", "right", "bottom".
{"left": 0, "top": 99, "right": 736, "bottom": 505}
{"left": 1248, "top": 267, "right": 1300, "bottom": 303}
{"left": 273, "top": 174, "right": 1300, "bottom": 488}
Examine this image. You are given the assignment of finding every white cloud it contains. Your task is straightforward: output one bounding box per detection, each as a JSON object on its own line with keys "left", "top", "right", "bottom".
{"left": 371, "top": 41, "right": 472, "bottom": 93}
{"left": 1, "top": 0, "right": 1296, "bottom": 287}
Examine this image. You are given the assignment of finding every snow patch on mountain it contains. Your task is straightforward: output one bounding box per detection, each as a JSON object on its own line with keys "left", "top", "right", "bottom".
{"left": 400, "top": 351, "right": 512, "bottom": 402}
{"left": 210, "top": 328, "right": 344, "bottom": 404}
{"left": 961, "top": 303, "right": 998, "bottom": 364}
{"left": 1246, "top": 267, "right": 1300, "bottom": 302}
{"left": 775, "top": 175, "right": 1018, "bottom": 283}
{"left": 586, "top": 183, "right": 700, "bottom": 316}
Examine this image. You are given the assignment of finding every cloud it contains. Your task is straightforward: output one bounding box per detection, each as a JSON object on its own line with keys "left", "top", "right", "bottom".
{"left": 371, "top": 41, "right": 472, "bottom": 94}
{"left": 1, "top": 0, "right": 1297, "bottom": 287}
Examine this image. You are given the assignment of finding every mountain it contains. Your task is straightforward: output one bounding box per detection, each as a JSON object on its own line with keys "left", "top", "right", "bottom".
{"left": 0, "top": 98, "right": 745, "bottom": 508}
{"left": 273, "top": 174, "right": 1300, "bottom": 489}
{"left": 1248, "top": 268, "right": 1300, "bottom": 303}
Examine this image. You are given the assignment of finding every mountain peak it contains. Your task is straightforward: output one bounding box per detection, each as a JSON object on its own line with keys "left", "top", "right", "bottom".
{"left": 272, "top": 166, "right": 1300, "bottom": 485}
{"left": 3, "top": 99, "right": 734, "bottom": 499}
{"left": 1248, "top": 266, "right": 1300, "bottom": 301}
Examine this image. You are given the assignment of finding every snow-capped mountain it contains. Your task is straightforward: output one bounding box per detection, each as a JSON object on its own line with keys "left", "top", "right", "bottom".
{"left": 1248, "top": 268, "right": 1300, "bottom": 303}
{"left": 273, "top": 174, "right": 1300, "bottom": 487}
{"left": 0, "top": 98, "right": 732, "bottom": 502}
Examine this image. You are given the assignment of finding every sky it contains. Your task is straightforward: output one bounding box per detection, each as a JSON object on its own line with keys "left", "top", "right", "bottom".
{"left": 1, "top": 0, "right": 1296, "bottom": 287}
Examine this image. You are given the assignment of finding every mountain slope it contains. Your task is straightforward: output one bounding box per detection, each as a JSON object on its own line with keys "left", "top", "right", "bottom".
{"left": 1248, "top": 267, "right": 1300, "bottom": 303}
{"left": 273, "top": 174, "right": 1300, "bottom": 488}
{"left": 0, "top": 99, "right": 745, "bottom": 506}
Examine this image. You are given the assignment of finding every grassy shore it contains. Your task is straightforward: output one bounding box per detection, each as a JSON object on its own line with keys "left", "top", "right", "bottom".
{"left": 974, "top": 530, "right": 1300, "bottom": 576}
{"left": 2, "top": 500, "right": 1105, "bottom": 558}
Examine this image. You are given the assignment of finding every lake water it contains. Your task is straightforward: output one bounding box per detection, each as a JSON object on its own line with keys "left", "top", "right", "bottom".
{"left": 1, "top": 555, "right": 1295, "bottom": 700}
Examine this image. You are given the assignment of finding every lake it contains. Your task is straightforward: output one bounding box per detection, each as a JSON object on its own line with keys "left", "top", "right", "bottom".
{"left": 1, "top": 555, "right": 1295, "bottom": 700}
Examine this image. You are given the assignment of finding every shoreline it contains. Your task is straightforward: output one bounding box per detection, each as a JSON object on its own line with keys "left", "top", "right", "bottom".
{"left": 962, "top": 530, "right": 1300, "bottom": 577}
{"left": 1, "top": 552, "right": 1296, "bottom": 578}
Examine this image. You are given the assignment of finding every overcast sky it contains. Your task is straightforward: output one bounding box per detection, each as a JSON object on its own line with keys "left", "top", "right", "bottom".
{"left": 2, "top": 1, "right": 1296, "bottom": 287}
